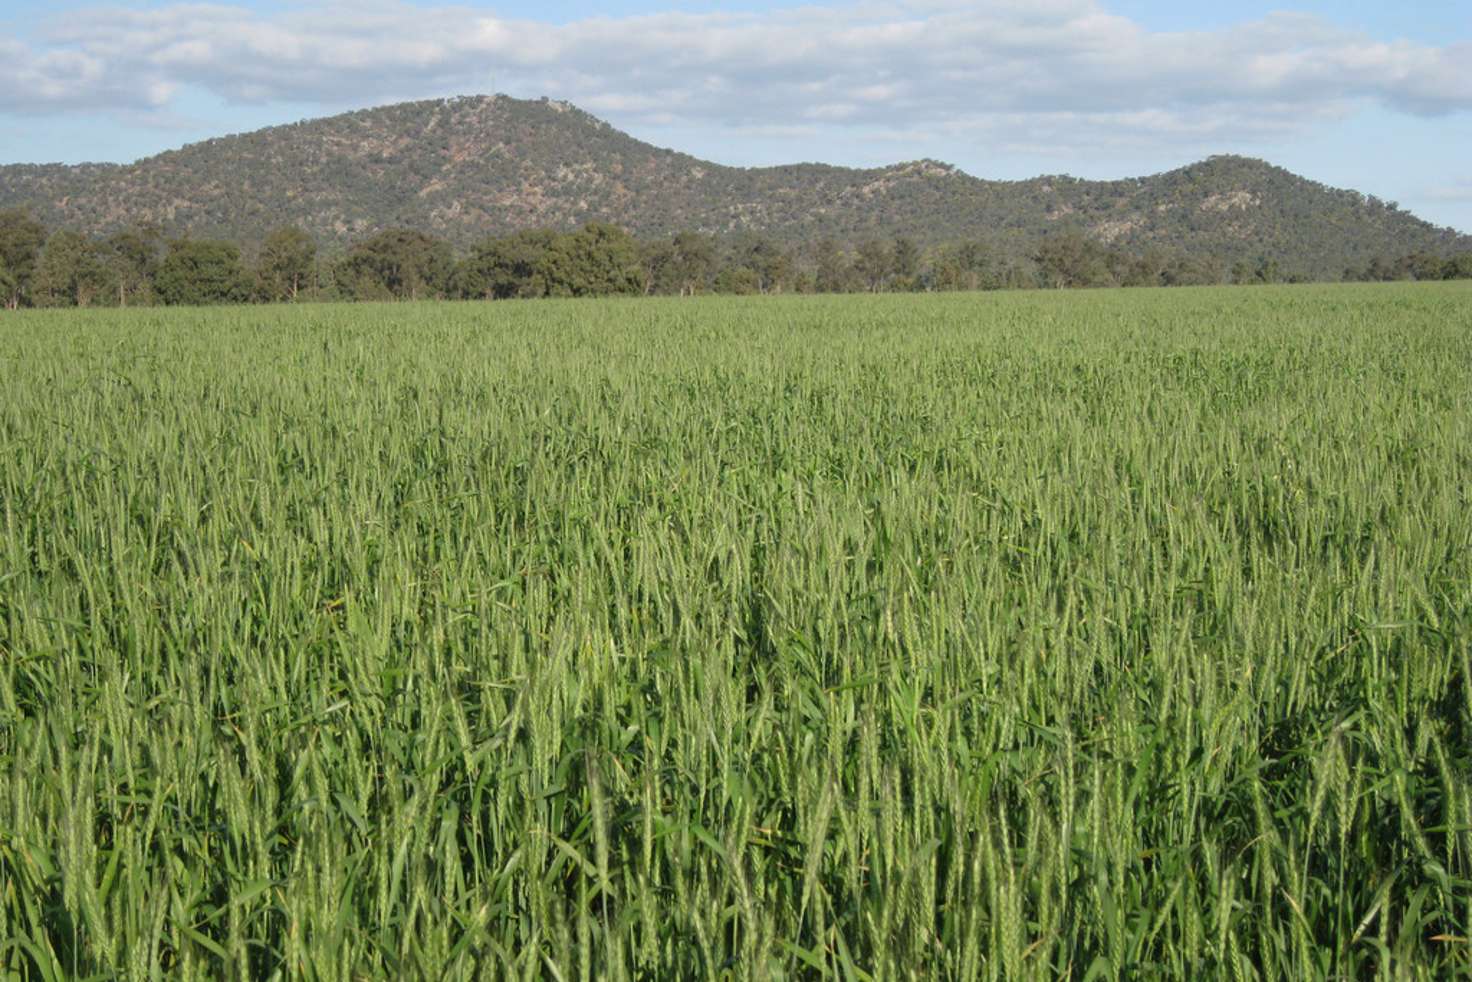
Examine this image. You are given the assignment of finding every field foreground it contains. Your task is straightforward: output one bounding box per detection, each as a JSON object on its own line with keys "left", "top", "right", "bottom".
{"left": 2, "top": 285, "right": 1471, "bottom": 978}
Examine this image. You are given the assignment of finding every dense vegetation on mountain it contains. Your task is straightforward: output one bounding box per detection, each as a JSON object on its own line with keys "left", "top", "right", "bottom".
{"left": 2, "top": 96, "right": 1467, "bottom": 283}
{"left": 2, "top": 205, "right": 1469, "bottom": 311}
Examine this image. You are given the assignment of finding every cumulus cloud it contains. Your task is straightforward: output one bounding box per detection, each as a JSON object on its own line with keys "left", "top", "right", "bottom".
{"left": 4, "top": 0, "right": 1470, "bottom": 151}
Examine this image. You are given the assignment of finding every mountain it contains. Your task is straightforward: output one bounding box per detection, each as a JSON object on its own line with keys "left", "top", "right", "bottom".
{"left": 2, "top": 95, "right": 1467, "bottom": 278}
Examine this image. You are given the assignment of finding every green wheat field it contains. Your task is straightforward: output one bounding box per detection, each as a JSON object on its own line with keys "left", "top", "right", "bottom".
{"left": 2, "top": 284, "right": 1470, "bottom": 979}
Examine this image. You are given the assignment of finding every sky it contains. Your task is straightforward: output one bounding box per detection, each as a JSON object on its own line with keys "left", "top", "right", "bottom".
{"left": 2, "top": 0, "right": 1470, "bottom": 232}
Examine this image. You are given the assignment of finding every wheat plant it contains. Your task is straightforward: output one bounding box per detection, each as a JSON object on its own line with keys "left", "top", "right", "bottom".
{"left": 1, "top": 283, "right": 1470, "bottom": 979}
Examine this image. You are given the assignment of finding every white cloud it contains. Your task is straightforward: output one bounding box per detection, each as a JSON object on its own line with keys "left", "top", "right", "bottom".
{"left": 3, "top": 0, "right": 1469, "bottom": 152}
{"left": 1425, "top": 179, "right": 1472, "bottom": 203}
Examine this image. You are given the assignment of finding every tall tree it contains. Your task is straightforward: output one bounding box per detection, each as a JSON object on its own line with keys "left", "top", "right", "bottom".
{"left": 812, "top": 238, "right": 855, "bottom": 294}
{"left": 712, "top": 266, "right": 761, "bottom": 295}
{"left": 640, "top": 231, "right": 716, "bottom": 297}
{"left": 453, "top": 229, "right": 562, "bottom": 300}
{"left": 669, "top": 232, "right": 715, "bottom": 297}
{"left": 338, "top": 229, "right": 453, "bottom": 301}
{"left": 33, "top": 230, "right": 111, "bottom": 307}
{"left": 0, "top": 260, "right": 16, "bottom": 310}
{"left": 930, "top": 240, "right": 991, "bottom": 292}
{"left": 155, "top": 240, "right": 252, "bottom": 306}
{"left": 536, "top": 223, "right": 644, "bottom": 298}
{"left": 726, "top": 234, "right": 791, "bottom": 295}
{"left": 103, "top": 227, "right": 163, "bottom": 307}
{"left": 1163, "top": 254, "right": 1224, "bottom": 287}
{"left": 1117, "top": 248, "right": 1170, "bottom": 288}
{"left": 890, "top": 237, "right": 921, "bottom": 292}
{"left": 1033, "top": 230, "right": 1111, "bottom": 288}
{"left": 256, "top": 227, "right": 317, "bottom": 302}
{"left": 640, "top": 239, "right": 677, "bottom": 296}
{"left": 0, "top": 209, "right": 47, "bottom": 309}
{"left": 854, "top": 239, "right": 893, "bottom": 292}
{"left": 1402, "top": 251, "right": 1446, "bottom": 282}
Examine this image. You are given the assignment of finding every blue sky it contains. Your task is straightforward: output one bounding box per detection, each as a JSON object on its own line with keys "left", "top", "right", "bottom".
{"left": 3, "top": 0, "right": 1470, "bottom": 232}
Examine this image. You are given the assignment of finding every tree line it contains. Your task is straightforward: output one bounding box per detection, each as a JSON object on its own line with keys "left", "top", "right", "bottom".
{"left": 1342, "top": 252, "right": 1472, "bottom": 283}
{"left": 2, "top": 207, "right": 1469, "bottom": 310}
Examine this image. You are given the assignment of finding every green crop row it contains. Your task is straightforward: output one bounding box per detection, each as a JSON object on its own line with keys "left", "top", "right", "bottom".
{"left": 1, "top": 284, "right": 1470, "bottom": 979}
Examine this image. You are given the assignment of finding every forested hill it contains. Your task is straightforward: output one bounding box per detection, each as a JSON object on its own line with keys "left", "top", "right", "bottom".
{"left": 2, "top": 94, "right": 1466, "bottom": 279}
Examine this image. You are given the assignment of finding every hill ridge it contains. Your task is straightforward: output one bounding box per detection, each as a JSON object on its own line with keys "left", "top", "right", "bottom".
{"left": 1, "top": 94, "right": 1466, "bottom": 279}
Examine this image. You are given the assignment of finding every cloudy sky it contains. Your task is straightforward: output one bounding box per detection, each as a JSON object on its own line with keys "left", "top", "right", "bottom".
{"left": 3, "top": 0, "right": 1470, "bottom": 231}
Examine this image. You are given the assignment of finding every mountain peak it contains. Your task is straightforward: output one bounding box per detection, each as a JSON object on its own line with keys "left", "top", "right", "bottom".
{"left": 879, "top": 159, "right": 962, "bottom": 179}
{"left": 1, "top": 96, "right": 1466, "bottom": 278}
